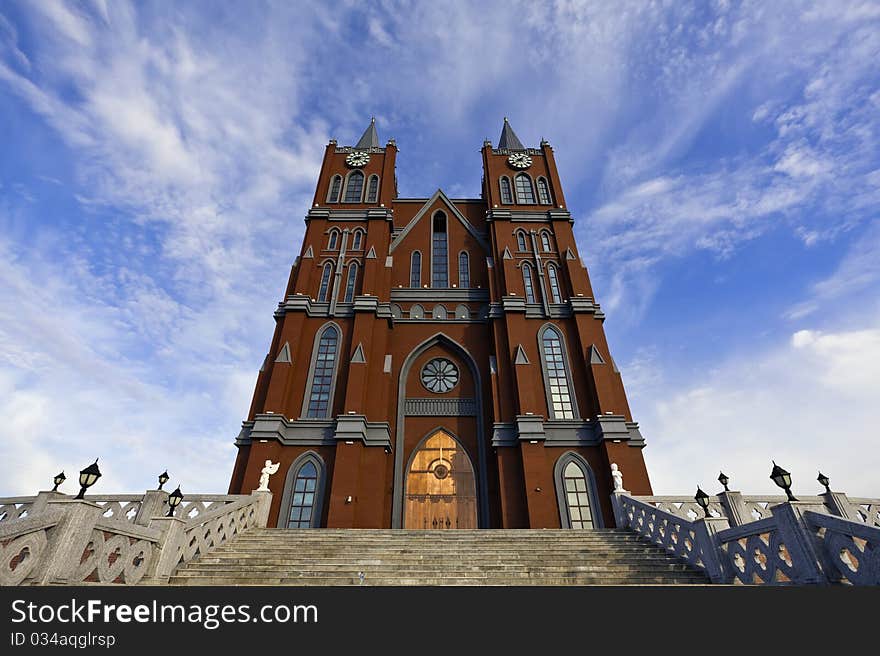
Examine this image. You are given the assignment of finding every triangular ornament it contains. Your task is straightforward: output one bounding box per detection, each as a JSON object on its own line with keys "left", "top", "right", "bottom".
{"left": 502, "top": 247, "right": 513, "bottom": 260}
{"left": 351, "top": 343, "right": 366, "bottom": 364}
{"left": 275, "top": 342, "right": 292, "bottom": 364}
{"left": 514, "top": 344, "right": 530, "bottom": 365}
{"left": 303, "top": 245, "right": 314, "bottom": 258}
{"left": 366, "top": 246, "right": 377, "bottom": 259}
{"left": 588, "top": 344, "right": 606, "bottom": 365}
{"left": 565, "top": 247, "right": 576, "bottom": 260}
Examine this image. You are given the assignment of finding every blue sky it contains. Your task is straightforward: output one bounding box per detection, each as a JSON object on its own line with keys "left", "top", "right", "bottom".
{"left": 1, "top": 1, "right": 878, "bottom": 498}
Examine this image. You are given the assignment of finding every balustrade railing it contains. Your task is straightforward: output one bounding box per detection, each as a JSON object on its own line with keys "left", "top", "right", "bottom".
{"left": 0, "top": 489, "right": 272, "bottom": 586}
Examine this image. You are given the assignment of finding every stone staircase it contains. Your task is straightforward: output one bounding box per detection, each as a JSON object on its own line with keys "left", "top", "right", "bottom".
{"left": 169, "top": 529, "right": 708, "bottom": 585}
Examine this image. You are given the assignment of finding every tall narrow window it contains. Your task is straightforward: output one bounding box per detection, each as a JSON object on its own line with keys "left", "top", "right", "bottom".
{"left": 352, "top": 230, "right": 363, "bottom": 251}
{"left": 432, "top": 212, "right": 448, "bottom": 287}
{"left": 537, "top": 177, "right": 552, "bottom": 205}
{"left": 327, "top": 175, "right": 342, "bottom": 203}
{"left": 541, "top": 231, "right": 552, "bottom": 252}
{"left": 562, "top": 461, "right": 594, "bottom": 528}
{"left": 286, "top": 461, "right": 319, "bottom": 528}
{"left": 522, "top": 263, "right": 536, "bottom": 303}
{"left": 547, "top": 264, "right": 562, "bottom": 303}
{"left": 540, "top": 326, "right": 576, "bottom": 419}
{"left": 317, "top": 263, "right": 333, "bottom": 302}
{"left": 328, "top": 230, "right": 338, "bottom": 250}
{"left": 515, "top": 174, "right": 535, "bottom": 204}
{"left": 343, "top": 171, "right": 364, "bottom": 203}
{"left": 500, "top": 177, "right": 513, "bottom": 204}
{"left": 458, "top": 252, "right": 470, "bottom": 288}
{"left": 306, "top": 325, "right": 339, "bottom": 418}
{"left": 343, "top": 263, "right": 358, "bottom": 302}
{"left": 366, "top": 175, "right": 379, "bottom": 203}
{"left": 517, "top": 231, "right": 528, "bottom": 251}
{"left": 410, "top": 251, "right": 421, "bottom": 287}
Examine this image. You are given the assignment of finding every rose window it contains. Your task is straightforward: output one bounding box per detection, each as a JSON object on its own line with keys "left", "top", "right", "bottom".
{"left": 420, "top": 358, "right": 459, "bottom": 393}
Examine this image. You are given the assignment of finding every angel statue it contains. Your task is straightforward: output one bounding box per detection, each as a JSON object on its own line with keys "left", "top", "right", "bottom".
{"left": 610, "top": 463, "right": 624, "bottom": 492}
{"left": 257, "top": 460, "right": 280, "bottom": 492}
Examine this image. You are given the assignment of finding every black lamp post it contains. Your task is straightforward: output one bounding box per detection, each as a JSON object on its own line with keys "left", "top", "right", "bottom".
{"left": 51, "top": 471, "right": 66, "bottom": 492}
{"left": 166, "top": 486, "right": 184, "bottom": 517}
{"left": 694, "top": 486, "right": 711, "bottom": 517}
{"left": 770, "top": 461, "right": 797, "bottom": 501}
{"left": 75, "top": 459, "right": 102, "bottom": 500}
{"left": 718, "top": 472, "right": 730, "bottom": 492}
{"left": 158, "top": 471, "right": 170, "bottom": 491}
{"left": 817, "top": 472, "right": 831, "bottom": 494}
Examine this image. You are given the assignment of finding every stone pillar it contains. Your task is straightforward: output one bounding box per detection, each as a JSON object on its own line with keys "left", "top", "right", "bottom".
{"left": 29, "top": 491, "right": 66, "bottom": 516}
{"left": 135, "top": 490, "right": 168, "bottom": 526}
{"left": 769, "top": 501, "right": 828, "bottom": 584}
{"left": 822, "top": 491, "right": 855, "bottom": 520}
{"left": 250, "top": 490, "right": 273, "bottom": 527}
{"left": 610, "top": 490, "right": 630, "bottom": 528}
{"left": 36, "top": 499, "right": 103, "bottom": 585}
{"left": 693, "top": 516, "right": 731, "bottom": 583}
{"left": 718, "top": 491, "right": 749, "bottom": 527}
{"left": 148, "top": 516, "right": 188, "bottom": 583}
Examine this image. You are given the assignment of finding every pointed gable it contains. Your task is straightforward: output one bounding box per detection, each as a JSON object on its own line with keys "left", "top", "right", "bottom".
{"left": 388, "top": 189, "right": 489, "bottom": 254}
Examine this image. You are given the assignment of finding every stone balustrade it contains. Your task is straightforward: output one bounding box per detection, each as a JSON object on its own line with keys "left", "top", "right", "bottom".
{"left": 612, "top": 490, "right": 880, "bottom": 585}
{"left": 0, "top": 489, "right": 272, "bottom": 586}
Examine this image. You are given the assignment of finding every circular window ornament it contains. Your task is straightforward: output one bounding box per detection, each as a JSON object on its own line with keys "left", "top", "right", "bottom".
{"left": 421, "top": 358, "right": 459, "bottom": 393}
{"left": 432, "top": 462, "right": 450, "bottom": 480}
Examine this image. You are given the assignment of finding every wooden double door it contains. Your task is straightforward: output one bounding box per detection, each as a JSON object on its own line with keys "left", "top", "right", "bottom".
{"left": 404, "top": 430, "right": 477, "bottom": 529}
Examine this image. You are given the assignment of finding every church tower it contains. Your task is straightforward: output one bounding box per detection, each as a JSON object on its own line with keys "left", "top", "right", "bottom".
{"left": 228, "top": 118, "right": 652, "bottom": 529}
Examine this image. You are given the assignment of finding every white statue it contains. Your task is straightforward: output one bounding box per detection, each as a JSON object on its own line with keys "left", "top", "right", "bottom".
{"left": 611, "top": 463, "right": 624, "bottom": 492}
{"left": 257, "top": 460, "right": 280, "bottom": 492}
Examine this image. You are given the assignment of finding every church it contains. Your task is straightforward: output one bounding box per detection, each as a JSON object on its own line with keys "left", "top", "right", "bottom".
{"left": 228, "top": 118, "right": 653, "bottom": 529}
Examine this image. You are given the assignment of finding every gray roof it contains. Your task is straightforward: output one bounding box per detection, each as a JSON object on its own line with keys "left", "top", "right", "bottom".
{"left": 355, "top": 117, "right": 380, "bottom": 148}
{"left": 497, "top": 117, "right": 525, "bottom": 150}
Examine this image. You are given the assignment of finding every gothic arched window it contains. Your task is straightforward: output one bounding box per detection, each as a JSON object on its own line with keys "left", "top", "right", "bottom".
{"left": 305, "top": 324, "right": 340, "bottom": 418}
{"left": 515, "top": 174, "right": 535, "bottom": 204}
{"left": 432, "top": 212, "right": 448, "bottom": 287}
{"left": 539, "top": 325, "right": 577, "bottom": 420}
{"left": 343, "top": 170, "right": 364, "bottom": 203}
{"left": 327, "top": 175, "right": 342, "bottom": 203}
{"left": 554, "top": 454, "right": 600, "bottom": 529}
{"left": 547, "top": 263, "right": 562, "bottom": 303}
{"left": 366, "top": 175, "right": 380, "bottom": 203}
{"left": 537, "top": 177, "right": 552, "bottom": 205}
{"left": 458, "top": 251, "right": 470, "bottom": 288}
{"left": 328, "top": 230, "right": 339, "bottom": 251}
{"left": 522, "top": 263, "right": 536, "bottom": 304}
{"left": 516, "top": 230, "right": 528, "bottom": 252}
{"left": 352, "top": 229, "right": 364, "bottom": 251}
{"left": 317, "top": 262, "right": 333, "bottom": 302}
{"left": 541, "top": 231, "right": 552, "bottom": 252}
{"left": 343, "top": 262, "right": 358, "bottom": 302}
{"left": 410, "top": 251, "right": 421, "bottom": 288}
{"left": 281, "top": 454, "right": 326, "bottom": 529}
{"left": 499, "top": 177, "right": 513, "bottom": 204}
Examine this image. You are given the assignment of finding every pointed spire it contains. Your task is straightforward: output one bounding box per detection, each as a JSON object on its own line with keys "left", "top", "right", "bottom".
{"left": 497, "top": 117, "right": 525, "bottom": 150}
{"left": 355, "top": 117, "right": 380, "bottom": 149}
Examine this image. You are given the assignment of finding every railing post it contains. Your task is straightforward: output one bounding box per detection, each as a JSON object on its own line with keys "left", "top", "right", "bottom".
{"left": 610, "top": 491, "right": 630, "bottom": 528}
{"left": 251, "top": 490, "right": 273, "bottom": 527}
{"left": 770, "top": 501, "right": 828, "bottom": 584}
{"left": 692, "top": 516, "right": 730, "bottom": 583}
{"left": 135, "top": 490, "right": 168, "bottom": 526}
{"left": 36, "top": 499, "right": 103, "bottom": 585}
{"left": 29, "top": 491, "right": 66, "bottom": 517}
{"left": 718, "top": 491, "right": 748, "bottom": 527}
{"left": 822, "top": 490, "right": 855, "bottom": 520}
{"left": 148, "top": 516, "right": 187, "bottom": 583}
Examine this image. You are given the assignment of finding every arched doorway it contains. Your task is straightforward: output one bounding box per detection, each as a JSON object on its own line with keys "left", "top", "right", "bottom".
{"left": 404, "top": 430, "right": 477, "bottom": 529}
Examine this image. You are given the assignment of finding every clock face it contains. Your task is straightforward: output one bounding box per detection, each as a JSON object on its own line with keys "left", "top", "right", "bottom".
{"left": 346, "top": 151, "right": 370, "bottom": 167}
{"left": 508, "top": 152, "right": 532, "bottom": 169}
{"left": 421, "top": 358, "right": 459, "bottom": 393}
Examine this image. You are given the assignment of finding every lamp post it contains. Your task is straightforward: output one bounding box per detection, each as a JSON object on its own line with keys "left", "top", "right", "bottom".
{"left": 817, "top": 472, "right": 831, "bottom": 494}
{"left": 770, "top": 461, "right": 797, "bottom": 502}
{"left": 75, "top": 460, "right": 101, "bottom": 500}
{"left": 166, "top": 486, "right": 184, "bottom": 517}
{"left": 51, "top": 471, "right": 66, "bottom": 492}
{"left": 158, "top": 471, "right": 170, "bottom": 491}
{"left": 718, "top": 472, "right": 730, "bottom": 492}
{"left": 695, "top": 486, "right": 711, "bottom": 517}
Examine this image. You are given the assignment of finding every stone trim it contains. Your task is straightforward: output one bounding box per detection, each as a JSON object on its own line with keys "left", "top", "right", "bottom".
{"left": 404, "top": 398, "right": 477, "bottom": 416}
{"left": 489, "top": 415, "right": 646, "bottom": 447}
{"left": 390, "top": 288, "right": 489, "bottom": 302}
{"left": 236, "top": 414, "right": 392, "bottom": 448}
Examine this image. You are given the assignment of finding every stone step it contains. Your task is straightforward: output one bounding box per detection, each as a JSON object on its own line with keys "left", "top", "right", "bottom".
{"left": 179, "top": 561, "right": 694, "bottom": 573}
{"left": 170, "top": 575, "right": 706, "bottom": 586}
{"left": 191, "top": 555, "right": 682, "bottom": 566}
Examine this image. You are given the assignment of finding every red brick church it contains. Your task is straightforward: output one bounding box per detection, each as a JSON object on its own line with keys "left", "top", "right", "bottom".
{"left": 228, "top": 118, "right": 653, "bottom": 529}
